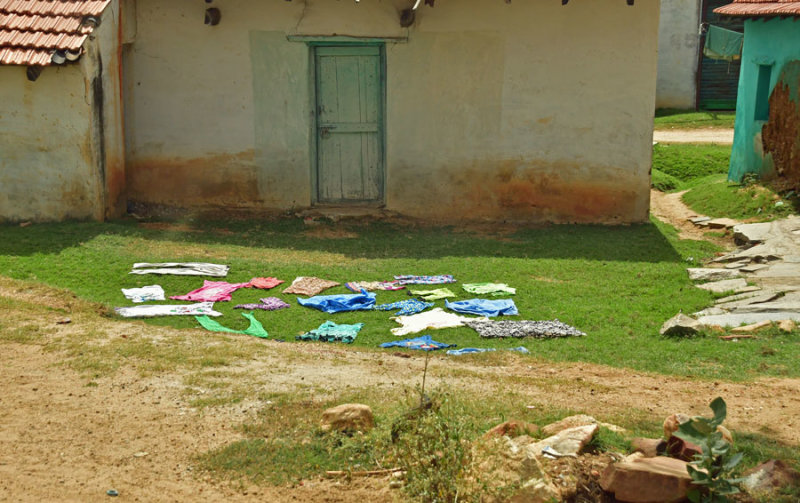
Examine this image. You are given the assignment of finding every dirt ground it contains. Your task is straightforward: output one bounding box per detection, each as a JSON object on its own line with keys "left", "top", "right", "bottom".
{"left": 653, "top": 128, "right": 734, "bottom": 145}
{"left": 2, "top": 200, "right": 798, "bottom": 502}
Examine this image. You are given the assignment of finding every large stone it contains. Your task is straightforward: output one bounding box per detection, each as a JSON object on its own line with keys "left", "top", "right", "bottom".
{"left": 470, "top": 436, "right": 561, "bottom": 503}
{"left": 320, "top": 403, "right": 374, "bottom": 433}
{"left": 529, "top": 424, "right": 599, "bottom": 457}
{"left": 731, "top": 320, "right": 772, "bottom": 333}
{"left": 707, "top": 218, "right": 739, "bottom": 229}
{"left": 659, "top": 314, "right": 703, "bottom": 337}
{"left": 695, "top": 278, "right": 749, "bottom": 293}
{"left": 540, "top": 414, "right": 597, "bottom": 436}
{"left": 630, "top": 438, "right": 665, "bottom": 458}
{"left": 733, "top": 222, "right": 772, "bottom": 245}
{"left": 600, "top": 455, "right": 693, "bottom": 503}
{"left": 778, "top": 319, "right": 796, "bottom": 332}
{"left": 687, "top": 268, "right": 741, "bottom": 282}
{"left": 697, "top": 311, "right": 800, "bottom": 327}
{"left": 484, "top": 420, "right": 539, "bottom": 439}
{"left": 741, "top": 459, "right": 800, "bottom": 495}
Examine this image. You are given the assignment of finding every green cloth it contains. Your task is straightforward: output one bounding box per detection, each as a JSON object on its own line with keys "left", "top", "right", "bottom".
{"left": 704, "top": 25, "right": 743, "bottom": 62}
{"left": 409, "top": 287, "right": 457, "bottom": 301}
{"left": 296, "top": 321, "right": 364, "bottom": 344}
{"left": 195, "top": 312, "right": 269, "bottom": 339}
{"left": 462, "top": 283, "right": 516, "bottom": 296}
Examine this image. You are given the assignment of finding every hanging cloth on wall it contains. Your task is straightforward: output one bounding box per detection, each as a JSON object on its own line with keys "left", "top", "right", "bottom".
{"left": 703, "top": 25, "right": 743, "bottom": 62}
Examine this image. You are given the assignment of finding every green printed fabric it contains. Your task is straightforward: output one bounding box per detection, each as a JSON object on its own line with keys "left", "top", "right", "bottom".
{"left": 297, "top": 321, "right": 364, "bottom": 344}
{"left": 462, "top": 283, "right": 516, "bottom": 296}
{"left": 409, "top": 288, "right": 457, "bottom": 301}
{"left": 703, "top": 25, "right": 743, "bottom": 62}
{"left": 195, "top": 312, "right": 269, "bottom": 339}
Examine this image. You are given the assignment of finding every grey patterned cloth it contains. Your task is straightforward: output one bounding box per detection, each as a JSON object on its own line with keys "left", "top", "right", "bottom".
{"left": 464, "top": 320, "right": 585, "bottom": 339}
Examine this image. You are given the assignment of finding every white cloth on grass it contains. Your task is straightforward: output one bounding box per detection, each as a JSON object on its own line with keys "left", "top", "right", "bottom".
{"left": 129, "top": 262, "right": 230, "bottom": 277}
{"left": 121, "top": 285, "right": 165, "bottom": 303}
{"left": 114, "top": 302, "right": 222, "bottom": 318}
{"left": 390, "top": 308, "right": 488, "bottom": 336}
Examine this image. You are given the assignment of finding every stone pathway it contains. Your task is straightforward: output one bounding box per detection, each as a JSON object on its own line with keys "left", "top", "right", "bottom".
{"left": 683, "top": 215, "right": 800, "bottom": 327}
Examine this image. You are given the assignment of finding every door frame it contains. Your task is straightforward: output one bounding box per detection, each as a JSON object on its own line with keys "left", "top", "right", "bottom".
{"left": 308, "top": 41, "right": 387, "bottom": 206}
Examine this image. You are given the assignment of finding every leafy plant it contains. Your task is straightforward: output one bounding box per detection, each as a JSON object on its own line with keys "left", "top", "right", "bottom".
{"left": 674, "top": 397, "right": 744, "bottom": 502}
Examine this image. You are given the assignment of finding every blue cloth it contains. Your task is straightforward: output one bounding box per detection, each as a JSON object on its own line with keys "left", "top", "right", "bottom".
{"left": 446, "top": 346, "right": 530, "bottom": 356}
{"left": 297, "top": 290, "right": 376, "bottom": 314}
{"left": 374, "top": 299, "right": 434, "bottom": 316}
{"left": 445, "top": 298, "right": 519, "bottom": 317}
{"left": 394, "top": 275, "right": 456, "bottom": 285}
{"left": 379, "top": 335, "right": 456, "bottom": 351}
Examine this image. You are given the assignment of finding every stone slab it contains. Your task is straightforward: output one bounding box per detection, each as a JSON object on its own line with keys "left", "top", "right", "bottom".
{"left": 740, "top": 264, "right": 769, "bottom": 273}
{"left": 725, "top": 261, "right": 750, "bottom": 269}
{"left": 689, "top": 216, "right": 711, "bottom": 224}
{"left": 714, "top": 291, "right": 782, "bottom": 308}
{"left": 707, "top": 218, "right": 739, "bottom": 229}
{"left": 697, "top": 312, "right": 800, "bottom": 327}
{"left": 733, "top": 222, "right": 772, "bottom": 244}
{"left": 695, "top": 278, "right": 748, "bottom": 293}
{"left": 753, "top": 263, "right": 800, "bottom": 279}
{"left": 688, "top": 268, "right": 741, "bottom": 281}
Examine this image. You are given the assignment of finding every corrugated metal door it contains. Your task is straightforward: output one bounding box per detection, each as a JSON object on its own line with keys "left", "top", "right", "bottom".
{"left": 314, "top": 45, "right": 384, "bottom": 204}
{"left": 698, "top": 0, "right": 744, "bottom": 110}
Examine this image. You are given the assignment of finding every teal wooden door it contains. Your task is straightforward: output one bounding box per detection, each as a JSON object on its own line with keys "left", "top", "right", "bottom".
{"left": 315, "top": 46, "right": 383, "bottom": 204}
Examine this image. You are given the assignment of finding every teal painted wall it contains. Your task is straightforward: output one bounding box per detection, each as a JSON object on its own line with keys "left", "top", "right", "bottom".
{"left": 729, "top": 18, "right": 800, "bottom": 181}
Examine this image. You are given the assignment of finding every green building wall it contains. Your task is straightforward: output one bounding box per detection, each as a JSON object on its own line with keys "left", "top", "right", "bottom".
{"left": 729, "top": 18, "right": 800, "bottom": 182}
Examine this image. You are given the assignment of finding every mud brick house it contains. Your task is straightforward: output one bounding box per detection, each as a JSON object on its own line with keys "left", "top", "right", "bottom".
{"left": 716, "top": 0, "right": 800, "bottom": 183}
{"left": 1, "top": 0, "right": 660, "bottom": 224}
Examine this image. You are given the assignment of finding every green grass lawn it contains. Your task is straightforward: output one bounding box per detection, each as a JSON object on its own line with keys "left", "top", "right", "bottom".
{"left": 652, "top": 143, "right": 732, "bottom": 191}
{"left": 1, "top": 216, "right": 798, "bottom": 381}
{"left": 654, "top": 109, "right": 736, "bottom": 130}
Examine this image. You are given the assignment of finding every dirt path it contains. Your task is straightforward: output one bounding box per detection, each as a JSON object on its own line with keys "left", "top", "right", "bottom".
{"left": 649, "top": 189, "right": 735, "bottom": 250}
{"left": 653, "top": 128, "right": 734, "bottom": 145}
{"left": 1, "top": 280, "right": 799, "bottom": 502}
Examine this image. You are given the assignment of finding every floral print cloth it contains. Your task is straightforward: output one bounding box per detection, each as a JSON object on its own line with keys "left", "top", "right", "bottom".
{"left": 114, "top": 302, "right": 222, "bottom": 318}
{"left": 234, "top": 297, "right": 290, "bottom": 311}
{"left": 374, "top": 299, "right": 434, "bottom": 316}
{"left": 283, "top": 276, "right": 340, "bottom": 296}
{"left": 170, "top": 280, "right": 251, "bottom": 302}
{"left": 345, "top": 281, "right": 405, "bottom": 292}
{"left": 462, "top": 283, "right": 516, "bottom": 296}
{"left": 394, "top": 275, "right": 456, "bottom": 285}
{"left": 296, "top": 321, "right": 364, "bottom": 344}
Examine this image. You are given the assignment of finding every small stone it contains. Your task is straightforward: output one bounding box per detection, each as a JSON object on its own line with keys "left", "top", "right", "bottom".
{"left": 689, "top": 216, "right": 711, "bottom": 224}
{"left": 320, "top": 404, "right": 374, "bottom": 434}
{"left": 630, "top": 438, "right": 665, "bottom": 458}
{"left": 778, "top": 319, "right": 796, "bottom": 332}
{"left": 133, "top": 451, "right": 149, "bottom": 458}
{"left": 600, "top": 456, "right": 692, "bottom": 503}
{"left": 56, "top": 318, "right": 72, "bottom": 325}
{"left": 731, "top": 320, "right": 772, "bottom": 333}
{"left": 687, "top": 268, "right": 741, "bottom": 282}
{"left": 659, "top": 314, "right": 702, "bottom": 337}
{"left": 484, "top": 420, "right": 539, "bottom": 439}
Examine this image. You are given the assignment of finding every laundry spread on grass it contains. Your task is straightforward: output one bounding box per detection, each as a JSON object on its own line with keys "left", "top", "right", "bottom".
{"left": 445, "top": 298, "right": 519, "bottom": 317}
{"left": 115, "top": 302, "right": 222, "bottom": 318}
{"left": 345, "top": 281, "right": 405, "bottom": 292}
{"left": 283, "top": 276, "right": 340, "bottom": 296}
{"left": 379, "top": 335, "right": 456, "bottom": 351}
{"left": 121, "top": 285, "right": 165, "bottom": 303}
{"left": 409, "top": 288, "right": 456, "bottom": 301}
{"left": 129, "top": 262, "right": 230, "bottom": 277}
{"left": 446, "top": 347, "right": 530, "bottom": 356}
{"left": 234, "top": 297, "right": 290, "bottom": 311}
{"left": 394, "top": 275, "right": 456, "bottom": 285}
{"left": 195, "top": 312, "right": 269, "bottom": 338}
{"left": 390, "top": 308, "right": 488, "bottom": 336}
{"left": 247, "top": 277, "right": 285, "bottom": 289}
{"left": 374, "top": 299, "right": 434, "bottom": 316}
{"left": 464, "top": 320, "right": 586, "bottom": 338}
{"left": 297, "top": 290, "right": 376, "bottom": 313}
{"left": 296, "top": 321, "right": 364, "bottom": 344}
{"left": 170, "top": 280, "right": 251, "bottom": 302}
{"left": 462, "top": 283, "right": 516, "bottom": 296}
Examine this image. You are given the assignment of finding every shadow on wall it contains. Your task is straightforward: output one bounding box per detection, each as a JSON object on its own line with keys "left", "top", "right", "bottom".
{"left": 0, "top": 217, "right": 684, "bottom": 264}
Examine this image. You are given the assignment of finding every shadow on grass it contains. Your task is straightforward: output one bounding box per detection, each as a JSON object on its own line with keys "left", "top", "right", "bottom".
{"left": 0, "top": 217, "right": 691, "bottom": 263}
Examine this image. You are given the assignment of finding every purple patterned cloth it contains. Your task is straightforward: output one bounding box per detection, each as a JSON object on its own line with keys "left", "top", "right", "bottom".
{"left": 234, "top": 297, "right": 290, "bottom": 311}
{"left": 394, "top": 275, "right": 456, "bottom": 285}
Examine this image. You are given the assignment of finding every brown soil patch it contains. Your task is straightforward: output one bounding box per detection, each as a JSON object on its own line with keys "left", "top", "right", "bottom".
{"left": 2, "top": 280, "right": 799, "bottom": 501}
{"left": 302, "top": 226, "right": 360, "bottom": 239}
{"left": 650, "top": 189, "right": 734, "bottom": 248}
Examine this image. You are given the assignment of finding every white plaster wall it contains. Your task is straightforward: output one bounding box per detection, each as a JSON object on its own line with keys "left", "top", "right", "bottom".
{"left": 0, "top": 65, "right": 99, "bottom": 222}
{"left": 656, "top": 0, "right": 701, "bottom": 109}
{"left": 125, "top": 0, "right": 659, "bottom": 223}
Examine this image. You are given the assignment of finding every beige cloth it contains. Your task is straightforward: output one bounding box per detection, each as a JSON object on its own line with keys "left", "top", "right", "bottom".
{"left": 283, "top": 276, "right": 340, "bottom": 296}
{"left": 390, "top": 308, "right": 488, "bottom": 336}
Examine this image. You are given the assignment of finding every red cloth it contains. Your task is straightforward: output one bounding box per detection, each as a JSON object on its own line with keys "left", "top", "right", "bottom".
{"left": 170, "top": 280, "right": 251, "bottom": 302}
{"left": 248, "top": 277, "right": 285, "bottom": 289}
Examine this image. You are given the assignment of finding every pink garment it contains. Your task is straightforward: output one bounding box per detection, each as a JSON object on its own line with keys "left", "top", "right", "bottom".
{"left": 248, "top": 277, "right": 285, "bottom": 289}
{"left": 170, "top": 280, "right": 251, "bottom": 302}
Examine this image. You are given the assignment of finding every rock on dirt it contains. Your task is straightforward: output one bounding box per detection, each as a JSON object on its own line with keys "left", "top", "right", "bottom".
{"left": 659, "top": 314, "right": 703, "bottom": 337}
{"left": 484, "top": 420, "right": 539, "bottom": 439}
{"left": 528, "top": 424, "right": 599, "bottom": 457}
{"left": 320, "top": 404, "right": 374, "bottom": 434}
{"left": 600, "top": 453, "right": 693, "bottom": 503}
{"left": 741, "top": 459, "right": 800, "bottom": 496}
